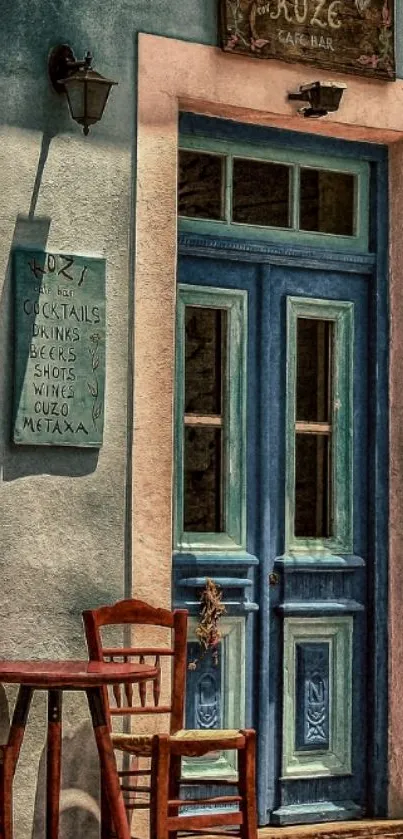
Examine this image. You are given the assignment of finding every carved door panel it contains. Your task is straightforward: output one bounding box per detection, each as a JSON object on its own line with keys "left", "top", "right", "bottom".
{"left": 175, "top": 249, "right": 372, "bottom": 825}
{"left": 186, "top": 642, "right": 222, "bottom": 730}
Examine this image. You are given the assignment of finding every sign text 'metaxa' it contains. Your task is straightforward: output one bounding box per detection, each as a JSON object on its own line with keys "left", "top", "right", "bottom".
{"left": 22, "top": 416, "right": 89, "bottom": 435}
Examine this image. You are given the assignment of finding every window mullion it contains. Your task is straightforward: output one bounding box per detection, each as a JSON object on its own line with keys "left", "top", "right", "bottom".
{"left": 292, "top": 164, "right": 300, "bottom": 231}
{"left": 184, "top": 414, "right": 223, "bottom": 427}
{"left": 225, "top": 155, "right": 232, "bottom": 223}
{"left": 295, "top": 422, "right": 332, "bottom": 434}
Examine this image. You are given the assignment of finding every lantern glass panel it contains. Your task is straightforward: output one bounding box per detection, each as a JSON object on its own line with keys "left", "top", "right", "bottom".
{"left": 86, "top": 81, "right": 111, "bottom": 120}
{"left": 64, "top": 80, "right": 85, "bottom": 121}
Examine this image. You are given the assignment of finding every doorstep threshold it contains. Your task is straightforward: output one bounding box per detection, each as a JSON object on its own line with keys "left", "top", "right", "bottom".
{"left": 259, "top": 820, "right": 403, "bottom": 839}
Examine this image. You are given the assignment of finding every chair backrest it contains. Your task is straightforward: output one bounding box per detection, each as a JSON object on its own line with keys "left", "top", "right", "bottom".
{"left": 82, "top": 599, "right": 188, "bottom": 733}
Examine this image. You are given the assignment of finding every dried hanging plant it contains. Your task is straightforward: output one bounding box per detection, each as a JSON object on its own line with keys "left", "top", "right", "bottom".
{"left": 188, "top": 578, "right": 226, "bottom": 671}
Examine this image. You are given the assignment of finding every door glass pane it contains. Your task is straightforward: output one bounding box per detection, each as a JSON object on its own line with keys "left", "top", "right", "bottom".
{"left": 296, "top": 319, "right": 333, "bottom": 422}
{"left": 295, "top": 434, "right": 331, "bottom": 538}
{"left": 300, "top": 169, "right": 355, "bottom": 236}
{"left": 184, "top": 426, "right": 223, "bottom": 532}
{"left": 185, "top": 307, "right": 226, "bottom": 415}
{"left": 232, "top": 158, "right": 290, "bottom": 228}
{"left": 178, "top": 150, "right": 224, "bottom": 220}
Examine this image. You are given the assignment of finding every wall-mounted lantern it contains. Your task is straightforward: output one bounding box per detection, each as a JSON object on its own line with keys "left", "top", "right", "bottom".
{"left": 48, "top": 45, "right": 118, "bottom": 135}
{"left": 288, "top": 80, "right": 346, "bottom": 118}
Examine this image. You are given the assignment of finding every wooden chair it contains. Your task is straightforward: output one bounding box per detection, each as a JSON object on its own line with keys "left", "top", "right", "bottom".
{"left": 150, "top": 728, "right": 257, "bottom": 839}
{"left": 82, "top": 599, "right": 188, "bottom": 838}
{"left": 83, "top": 599, "right": 257, "bottom": 839}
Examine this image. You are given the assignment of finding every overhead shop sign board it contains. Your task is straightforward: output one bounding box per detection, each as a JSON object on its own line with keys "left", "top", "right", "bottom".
{"left": 13, "top": 249, "right": 106, "bottom": 447}
{"left": 220, "top": 0, "right": 395, "bottom": 80}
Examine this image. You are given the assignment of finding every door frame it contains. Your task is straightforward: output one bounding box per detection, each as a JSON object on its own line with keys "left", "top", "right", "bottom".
{"left": 177, "top": 222, "right": 388, "bottom": 822}
{"left": 134, "top": 34, "right": 397, "bottom": 817}
{"left": 175, "top": 118, "right": 388, "bottom": 821}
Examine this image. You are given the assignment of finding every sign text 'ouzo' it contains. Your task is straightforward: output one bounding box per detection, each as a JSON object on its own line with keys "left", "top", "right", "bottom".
{"left": 13, "top": 250, "right": 106, "bottom": 447}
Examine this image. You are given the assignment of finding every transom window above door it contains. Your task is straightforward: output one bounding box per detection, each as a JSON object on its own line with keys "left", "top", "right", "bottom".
{"left": 178, "top": 139, "right": 369, "bottom": 252}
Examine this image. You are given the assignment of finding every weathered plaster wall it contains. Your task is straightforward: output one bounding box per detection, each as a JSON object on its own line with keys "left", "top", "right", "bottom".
{"left": 387, "top": 138, "right": 403, "bottom": 818}
{"left": 0, "top": 129, "right": 132, "bottom": 839}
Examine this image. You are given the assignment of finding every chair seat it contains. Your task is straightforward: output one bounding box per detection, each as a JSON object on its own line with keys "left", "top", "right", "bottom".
{"left": 111, "top": 732, "right": 153, "bottom": 756}
{"left": 111, "top": 728, "right": 243, "bottom": 755}
{"left": 171, "top": 729, "right": 242, "bottom": 741}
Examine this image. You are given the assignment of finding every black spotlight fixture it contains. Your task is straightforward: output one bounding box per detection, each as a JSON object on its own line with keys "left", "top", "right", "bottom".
{"left": 288, "top": 80, "right": 346, "bottom": 118}
{"left": 48, "top": 44, "right": 118, "bottom": 135}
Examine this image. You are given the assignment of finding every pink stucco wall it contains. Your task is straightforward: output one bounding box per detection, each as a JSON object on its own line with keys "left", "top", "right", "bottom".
{"left": 388, "top": 140, "right": 403, "bottom": 816}
{"left": 135, "top": 34, "right": 403, "bottom": 815}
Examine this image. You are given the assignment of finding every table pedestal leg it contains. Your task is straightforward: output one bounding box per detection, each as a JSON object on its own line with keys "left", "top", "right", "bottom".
{"left": 86, "top": 688, "right": 130, "bottom": 839}
{"left": 46, "top": 690, "right": 62, "bottom": 839}
{"left": 0, "top": 747, "right": 12, "bottom": 839}
{"left": 0, "top": 686, "right": 33, "bottom": 839}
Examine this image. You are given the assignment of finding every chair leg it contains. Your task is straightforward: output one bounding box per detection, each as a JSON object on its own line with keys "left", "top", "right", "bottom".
{"left": 167, "top": 754, "right": 181, "bottom": 839}
{"left": 150, "top": 734, "right": 170, "bottom": 839}
{"left": 101, "top": 780, "right": 114, "bottom": 839}
{"left": 0, "top": 686, "right": 33, "bottom": 839}
{"left": 0, "top": 748, "right": 13, "bottom": 839}
{"left": 238, "top": 730, "right": 258, "bottom": 839}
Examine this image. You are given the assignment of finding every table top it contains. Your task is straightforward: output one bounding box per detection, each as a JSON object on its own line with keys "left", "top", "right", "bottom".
{"left": 0, "top": 660, "right": 159, "bottom": 688}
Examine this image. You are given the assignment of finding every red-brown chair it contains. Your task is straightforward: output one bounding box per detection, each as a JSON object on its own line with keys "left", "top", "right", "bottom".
{"left": 150, "top": 728, "right": 257, "bottom": 839}
{"left": 83, "top": 598, "right": 257, "bottom": 839}
{"left": 82, "top": 599, "right": 188, "bottom": 838}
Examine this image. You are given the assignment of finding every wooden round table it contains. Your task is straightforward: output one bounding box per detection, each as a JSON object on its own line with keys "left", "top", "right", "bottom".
{"left": 0, "top": 659, "right": 158, "bottom": 839}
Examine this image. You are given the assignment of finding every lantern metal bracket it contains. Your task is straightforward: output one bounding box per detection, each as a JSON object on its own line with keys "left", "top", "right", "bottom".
{"left": 48, "top": 45, "right": 93, "bottom": 94}
{"left": 288, "top": 80, "right": 346, "bottom": 118}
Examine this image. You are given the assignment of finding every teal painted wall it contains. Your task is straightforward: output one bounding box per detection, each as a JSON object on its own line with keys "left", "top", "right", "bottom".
{"left": 0, "top": 0, "right": 217, "bottom": 140}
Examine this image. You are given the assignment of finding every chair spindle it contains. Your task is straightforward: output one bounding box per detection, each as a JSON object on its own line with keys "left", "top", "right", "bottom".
{"left": 153, "top": 654, "right": 161, "bottom": 706}
{"left": 139, "top": 654, "right": 147, "bottom": 707}
{"left": 124, "top": 654, "right": 134, "bottom": 706}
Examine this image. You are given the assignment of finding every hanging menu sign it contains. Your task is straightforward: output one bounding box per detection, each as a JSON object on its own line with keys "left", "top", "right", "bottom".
{"left": 13, "top": 249, "right": 106, "bottom": 447}
{"left": 220, "top": 0, "right": 395, "bottom": 80}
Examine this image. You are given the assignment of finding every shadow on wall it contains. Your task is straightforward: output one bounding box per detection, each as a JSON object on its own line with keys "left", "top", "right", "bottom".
{"left": 31, "top": 721, "right": 101, "bottom": 839}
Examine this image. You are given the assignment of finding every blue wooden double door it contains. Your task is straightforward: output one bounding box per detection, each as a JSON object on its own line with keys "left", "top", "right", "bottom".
{"left": 175, "top": 238, "right": 386, "bottom": 826}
